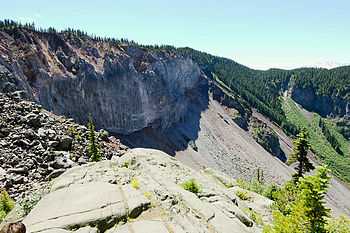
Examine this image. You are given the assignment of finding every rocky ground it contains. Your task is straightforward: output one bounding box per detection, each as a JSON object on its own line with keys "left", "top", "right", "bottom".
{"left": 4, "top": 149, "right": 273, "bottom": 233}
{"left": 0, "top": 92, "right": 127, "bottom": 200}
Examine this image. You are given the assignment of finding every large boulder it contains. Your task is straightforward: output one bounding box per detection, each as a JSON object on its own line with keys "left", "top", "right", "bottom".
{"left": 19, "top": 149, "right": 272, "bottom": 233}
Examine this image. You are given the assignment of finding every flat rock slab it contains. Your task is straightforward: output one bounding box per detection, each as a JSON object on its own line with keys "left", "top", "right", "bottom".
{"left": 23, "top": 182, "right": 149, "bottom": 233}
{"left": 106, "top": 220, "right": 185, "bottom": 233}
{"left": 39, "top": 226, "right": 97, "bottom": 233}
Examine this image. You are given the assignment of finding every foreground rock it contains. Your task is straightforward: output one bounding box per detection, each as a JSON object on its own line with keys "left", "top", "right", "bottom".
{"left": 16, "top": 149, "right": 272, "bottom": 233}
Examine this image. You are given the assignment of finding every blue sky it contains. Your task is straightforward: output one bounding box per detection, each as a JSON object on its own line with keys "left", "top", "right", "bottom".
{"left": 1, "top": 0, "right": 349, "bottom": 70}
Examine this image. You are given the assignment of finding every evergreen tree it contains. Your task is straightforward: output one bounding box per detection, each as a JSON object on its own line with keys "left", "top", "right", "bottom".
{"left": 298, "top": 166, "right": 331, "bottom": 233}
{"left": 264, "top": 166, "right": 331, "bottom": 233}
{"left": 288, "top": 129, "right": 314, "bottom": 181}
{"left": 87, "top": 116, "right": 101, "bottom": 162}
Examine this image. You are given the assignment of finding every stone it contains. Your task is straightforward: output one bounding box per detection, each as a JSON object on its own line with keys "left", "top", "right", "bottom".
{"left": 48, "top": 141, "right": 59, "bottom": 148}
{"left": 47, "top": 169, "right": 66, "bottom": 180}
{"left": 56, "top": 136, "right": 73, "bottom": 151}
{"left": 23, "top": 182, "right": 150, "bottom": 233}
{"left": 49, "top": 154, "right": 75, "bottom": 169}
{"left": 8, "top": 167, "right": 28, "bottom": 175}
{"left": 0, "top": 167, "right": 6, "bottom": 181}
{"left": 77, "top": 157, "right": 88, "bottom": 165}
{"left": 24, "top": 113, "right": 41, "bottom": 128}
{"left": 0, "top": 127, "right": 10, "bottom": 138}
{"left": 98, "top": 129, "right": 109, "bottom": 142}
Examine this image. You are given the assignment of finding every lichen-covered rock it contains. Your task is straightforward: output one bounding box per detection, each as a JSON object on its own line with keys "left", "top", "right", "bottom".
{"left": 17, "top": 149, "right": 273, "bottom": 233}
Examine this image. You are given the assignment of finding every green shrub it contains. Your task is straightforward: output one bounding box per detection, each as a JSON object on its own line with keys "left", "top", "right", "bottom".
{"left": 131, "top": 178, "right": 140, "bottom": 189}
{"left": 235, "top": 190, "right": 251, "bottom": 201}
{"left": 0, "top": 190, "right": 15, "bottom": 221}
{"left": 181, "top": 179, "right": 201, "bottom": 194}
{"left": 236, "top": 178, "right": 279, "bottom": 200}
{"left": 263, "top": 200, "right": 309, "bottom": 233}
{"left": 244, "top": 208, "right": 263, "bottom": 225}
{"left": 271, "top": 181, "right": 298, "bottom": 215}
{"left": 325, "top": 215, "right": 350, "bottom": 233}
{"left": 121, "top": 161, "right": 130, "bottom": 168}
{"left": 68, "top": 126, "right": 82, "bottom": 141}
{"left": 143, "top": 191, "right": 152, "bottom": 200}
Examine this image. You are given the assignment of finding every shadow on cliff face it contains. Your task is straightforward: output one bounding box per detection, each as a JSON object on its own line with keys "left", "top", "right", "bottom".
{"left": 116, "top": 77, "right": 209, "bottom": 156}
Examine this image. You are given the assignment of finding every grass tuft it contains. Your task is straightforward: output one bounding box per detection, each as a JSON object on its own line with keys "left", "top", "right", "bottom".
{"left": 181, "top": 179, "right": 201, "bottom": 194}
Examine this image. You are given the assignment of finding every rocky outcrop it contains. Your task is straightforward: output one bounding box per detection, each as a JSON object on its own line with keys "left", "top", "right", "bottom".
{"left": 6, "top": 149, "right": 272, "bottom": 233}
{"left": 0, "top": 29, "right": 202, "bottom": 134}
{"left": 290, "top": 86, "right": 350, "bottom": 118}
{"left": 0, "top": 92, "right": 126, "bottom": 200}
{"left": 209, "top": 78, "right": 251, "bottom": 130}
{"left": 249, "top": 117, "right": 286, "bottom": 162}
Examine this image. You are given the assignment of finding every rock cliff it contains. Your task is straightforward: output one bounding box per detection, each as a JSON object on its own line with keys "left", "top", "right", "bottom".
{"left": 290, "top": 86, "right": 350, "bottom": 118}
{"left": 0, "top": 29, "right": 202, "bottom": 134}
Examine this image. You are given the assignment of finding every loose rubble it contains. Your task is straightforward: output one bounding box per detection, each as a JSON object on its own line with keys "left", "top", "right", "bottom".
{"left": 0, "top": 92, "right": 127, "bottom": 200}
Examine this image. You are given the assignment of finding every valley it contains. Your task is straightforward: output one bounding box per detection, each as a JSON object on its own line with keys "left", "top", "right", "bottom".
{"left": 0, "top": 20, "right": 349, "bottom": 232}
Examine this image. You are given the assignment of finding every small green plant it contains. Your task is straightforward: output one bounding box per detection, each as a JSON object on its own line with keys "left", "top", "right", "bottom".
{"left": 235, "top": 190, "right": 252, "bottom": 201}
{"left": 121, "top": 161, "right": 130, "bottom": 168}
{"left": 87, "top": 116, "right": 101, "bottom": 162}
{"left": 270, "top": 180, "right": 298, "bottom": 215}
{"left": 325, "top": 215, "right": 350, "bottom": 233}
{"left": 19, "top": 192, "right": 42, "bottom": 215}
{"left": 131, "top": 178, "right": 140, "bottom": 189}
{"left": 181, "top": 179, "right": 201, "bottom": 194}
{"left": 236, "top": 178, "right": 279, "bottom": 200}
{"left": 143, "top": 191, "right": 153, "bottom": 200}
{"left": 68, "top": 126, "right": 82, "bottom": 141}
{"left": 244, "top": 208, "right": 263, "bottom": 225}
{"left": 0, "top": 190, "right": 15, "bottom": 221}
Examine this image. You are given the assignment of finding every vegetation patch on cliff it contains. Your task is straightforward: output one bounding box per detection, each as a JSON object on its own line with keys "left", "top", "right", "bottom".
{"left": 282, "top": 97, "right": 350, "bottom": 183}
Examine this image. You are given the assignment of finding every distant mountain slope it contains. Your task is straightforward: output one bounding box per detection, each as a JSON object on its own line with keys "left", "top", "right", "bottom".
{"left": 174, "top": 47, "right": 350, "bottom": 125}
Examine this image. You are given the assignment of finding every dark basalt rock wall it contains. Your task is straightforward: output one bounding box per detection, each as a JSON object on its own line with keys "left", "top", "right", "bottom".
{"left": 0, "top": 30, "right": 202, "bottom": 134}
{"left": 291, "top": 87, "right": 350, "bottom": 118}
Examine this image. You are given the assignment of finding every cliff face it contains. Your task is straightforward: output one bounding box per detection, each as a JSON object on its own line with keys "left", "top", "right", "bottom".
{"left": 0, "top": 29, "right": 201, "bottom": 134}
{"left": 290, "top": 86, "right": 350, "bottom": 118}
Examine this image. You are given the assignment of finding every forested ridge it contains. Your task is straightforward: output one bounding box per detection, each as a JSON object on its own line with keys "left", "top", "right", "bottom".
{"left": 172, "top": 47, "right": 350, "bottom": 133}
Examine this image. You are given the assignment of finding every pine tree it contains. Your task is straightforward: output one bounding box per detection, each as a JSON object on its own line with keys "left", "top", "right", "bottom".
{"left": 288, "top": 129, "right": 314, "bottom": 181}
{"left": 298, "top": 166, "right": 331, "bottom": 233}
{"left": 87, "top": 116, "right": 101, "bottom": 162}
{"left": 263, "top": 166, "right": 331, "bottom": 233}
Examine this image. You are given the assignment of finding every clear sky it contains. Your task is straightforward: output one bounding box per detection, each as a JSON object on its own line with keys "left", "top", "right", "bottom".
{"left": 1, "top": 0, "right": 349, "bottom": 70}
